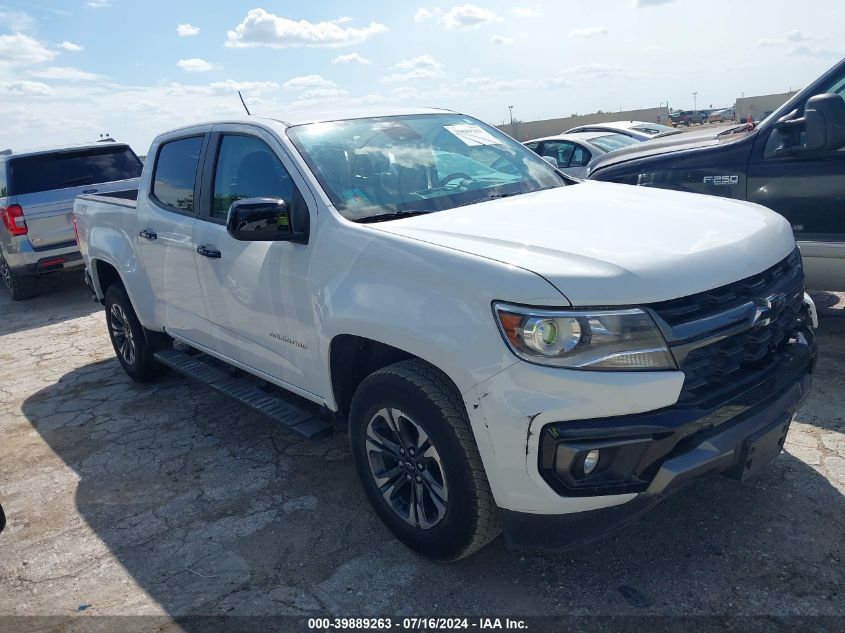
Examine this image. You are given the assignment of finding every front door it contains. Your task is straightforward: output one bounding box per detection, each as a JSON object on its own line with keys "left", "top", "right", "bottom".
{"left": 747, "top": 71, "right": 845, "bottom": 289}
{"left": 192, "top": 125, "right": 322, "bottom": 398}
{"left": 136, "top": 133, "right": 210, "bottom": 345}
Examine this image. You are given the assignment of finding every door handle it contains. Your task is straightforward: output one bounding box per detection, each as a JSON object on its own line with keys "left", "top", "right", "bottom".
{"left": 197, "top": 244, "right": 221, "bottom": 259}
{"left": 139, "top": 229, "right": 157, "bottom": 241}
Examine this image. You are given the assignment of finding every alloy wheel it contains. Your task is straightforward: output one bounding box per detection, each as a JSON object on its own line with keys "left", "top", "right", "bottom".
{"left": 366, "top": 407, "right": 449, "bottom": 530}
{"left": 109, "top": 303, "right": 136, "bottom": 366}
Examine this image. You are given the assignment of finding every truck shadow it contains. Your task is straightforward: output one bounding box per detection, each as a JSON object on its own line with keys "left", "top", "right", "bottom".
{"left": 0, "top": 273, "right": 99, "bottom": 337}
{"left": 16, "top": 356, "right": 844, "bottom": 622}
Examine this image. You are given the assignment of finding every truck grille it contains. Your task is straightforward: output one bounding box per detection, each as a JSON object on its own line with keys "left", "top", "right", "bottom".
{"left": 651, "top": 248, "right": 806, "bottom": 408}
{"left": 652, "top": 248, "right": 802, "bottom": 326}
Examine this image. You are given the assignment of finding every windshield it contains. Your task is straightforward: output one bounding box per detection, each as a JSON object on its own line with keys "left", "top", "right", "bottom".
{"left": 587, "top": 133, "right": 641, "bottom": 153}
{"left": 631, "top": 123, "right": 676, "bottom": 135}
{"left": 287, "top": 114, "right": 565, "bottom": 221}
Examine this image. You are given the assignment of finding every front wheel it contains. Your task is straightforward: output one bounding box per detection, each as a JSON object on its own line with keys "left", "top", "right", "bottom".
{"left": 104, "top": 284, "right": 167, "bottom": 382}
{"left": 349, "top": 359, "right": 500, "bottom": 561}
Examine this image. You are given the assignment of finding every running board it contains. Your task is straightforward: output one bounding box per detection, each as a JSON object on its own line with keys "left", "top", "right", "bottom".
{"left": 154, "top": 348, "right": 332, "bottom": 440}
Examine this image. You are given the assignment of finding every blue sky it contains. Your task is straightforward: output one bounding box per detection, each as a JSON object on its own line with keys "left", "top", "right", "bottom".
{"left": 0, "top": 0, "right": 842, "bottom": 153}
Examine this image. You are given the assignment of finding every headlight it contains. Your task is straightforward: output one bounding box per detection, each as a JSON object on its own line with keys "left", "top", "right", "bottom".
{"left": 493, "top": 302, "right": 676, "bottom": 371}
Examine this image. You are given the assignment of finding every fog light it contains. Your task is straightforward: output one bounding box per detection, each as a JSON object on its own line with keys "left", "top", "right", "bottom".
{"left": 583, "top": 449, "right": 600, "bottom": 475}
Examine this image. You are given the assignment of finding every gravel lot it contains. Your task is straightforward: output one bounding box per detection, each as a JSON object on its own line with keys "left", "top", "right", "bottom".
{"left": 0, "top": 274, "right": 842, "bottom": 629}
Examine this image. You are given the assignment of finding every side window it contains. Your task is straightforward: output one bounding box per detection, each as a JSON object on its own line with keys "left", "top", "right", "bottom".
{"left": 524, "top": 142, "right": 540, "bottom": 152}
{"left": 152, "top": 136, "right": 203, "bottom": 212}
{"left": 0, "top": 164, "right": 7, "bottom": 198}
{"left": 212, "top": 135, "right": 295, "bottom": 220}
{"left": 571, "top": 145, "right": 592, "bottom": 167}
{"left": 541, "top": 141, "right": 575, "bottom": 168}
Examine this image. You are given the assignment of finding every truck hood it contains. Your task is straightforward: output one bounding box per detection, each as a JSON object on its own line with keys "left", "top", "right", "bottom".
{"left": 370, "top": 181, "right": 795, "bottom": 306}
{"left": 588, "top": 126, "right": 753, "bottom": 174}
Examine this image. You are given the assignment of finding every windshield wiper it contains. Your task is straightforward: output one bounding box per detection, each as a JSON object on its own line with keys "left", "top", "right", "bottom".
{"left": 354, "top": 210, "right": 432, "bottom": 224}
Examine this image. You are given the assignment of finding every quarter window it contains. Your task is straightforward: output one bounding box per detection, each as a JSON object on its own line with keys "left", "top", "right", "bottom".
{"left": 212, "top": 135, "right": 295, "bottom": 220}
{"left": 152, "top": 136, "right": 203, "bottom": 212}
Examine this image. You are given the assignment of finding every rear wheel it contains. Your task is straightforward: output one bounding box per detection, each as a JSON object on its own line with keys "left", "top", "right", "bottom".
{"left": 349, "top": 359, "right": 500, "bottom": 561}
{"left": 104, "top": 284, "right": 168, "bottom": 382}
{"left": 0, "top": 251, "right": 38, "bottom": 301}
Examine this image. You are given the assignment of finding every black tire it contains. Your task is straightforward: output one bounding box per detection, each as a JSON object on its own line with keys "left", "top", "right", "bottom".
{"left": 349, "top": 359, "right": 500, "bottom": 561}
{"left": 0, "top": 251, "right": 38, "bottom": 301}
{"left": 104, "top": 283, "right": 167, "bottom": 382}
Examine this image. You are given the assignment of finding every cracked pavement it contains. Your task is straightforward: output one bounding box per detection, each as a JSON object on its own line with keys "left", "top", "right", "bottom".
{"left": 0, "top": 275, "right": 842, "bottom": 625}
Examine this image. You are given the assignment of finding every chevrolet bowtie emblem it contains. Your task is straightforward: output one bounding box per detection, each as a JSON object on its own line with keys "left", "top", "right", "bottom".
{"left": 751, "top": 293, "right": 787, "bottom": 328}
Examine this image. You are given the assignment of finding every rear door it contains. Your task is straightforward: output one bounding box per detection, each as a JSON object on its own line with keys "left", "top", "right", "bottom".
{"left": 747, "top": 69, "right": 845, "bottom": 289}
{"left": 8, "top": 145, "right": 142, "bottom": 250}
{"left": 136, "top": 132, "right": 211, "bottom": 345}
{"left": 192, "top": 124, "right": 321, "bottom": 397}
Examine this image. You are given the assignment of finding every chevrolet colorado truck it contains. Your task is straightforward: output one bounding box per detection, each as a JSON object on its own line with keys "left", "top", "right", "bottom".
{"left": 73, "top": 108, "right": 818, "bottom": 560}
{"left": 589, "top": 57, "right": 845, "bottom": 290}
{"left": 0, "top": 142, "right": 142, "bottom": 299}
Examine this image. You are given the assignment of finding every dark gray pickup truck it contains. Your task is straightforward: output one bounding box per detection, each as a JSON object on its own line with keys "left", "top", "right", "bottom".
{"left": 589, "top": 57, "right": 845, "bottom": 290}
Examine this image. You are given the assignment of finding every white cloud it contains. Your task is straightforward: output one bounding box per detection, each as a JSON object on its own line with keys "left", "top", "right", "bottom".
{"left": 177, "top": 23, "right": 200, "bottom": 37}
{"left": 491, "top": 35, "right": 513, "bottom": 45}
{"left": 756, "top": 31, "right": 825, "bottom": 48}
{"left": 755, "top": 38, "right": 783, "bottom": 47}
{"left": 177, "top": 58, "right": 216, "bottom": 72}
{"left": 59, "top": 41, "right": 83, "bottom": 52}
{"left": 85, "top": 0, "right": 112, "bottom": 7}
{"left": 332, "top": 52, "right": 372, "bottom": 64}
{"left": 0, "top": 33, "right": 57, "bottom": 66}
{"left": 207, "top": 79, "right": 280, "bottom": 94}
{"left": 787, "top": 44, "right": 838, "bottom": 58}
{"left": 30, "top": 66, "right": 105, "bottom": 81}
{"left": 414, "top": 7, "right": 441, "bottom": 22}
{"left": 282, "top": 74, "right": 338, "bottom": 91}
{"left": 225, "top": 9, "right": 387, "bottom": 49}
{"left": 0, "top": 9, "right": 35, "bottom": 32}
{"left": 512, "top": 7, "right": 539, "bottom": 17}
{"left": 559, "top": 63, "right": 626, "bottom": 79}
{"left": 0, "top": 80, "right": 52, "bottom": 96}
{"left": 632, "top": 0, "right": 675, "bottom": 6}
{"left": 786, "top": 30, "right": 811, "bottom": 42}
{"left": 568, "top": 26, "right": 608, "bottom": 38}
{"left": 382, "top": 55, "right": 445, "bottom": 82}
{"left": 439, "top": 4, "right": 501, "bottom": 30}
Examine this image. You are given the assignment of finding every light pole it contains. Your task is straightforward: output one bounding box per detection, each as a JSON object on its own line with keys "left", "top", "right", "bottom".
{"left": 693, "top": 91, "right": 698, "bottom": 114}
{"left": 508, "top": 105, "right": 514, "bottom": 127}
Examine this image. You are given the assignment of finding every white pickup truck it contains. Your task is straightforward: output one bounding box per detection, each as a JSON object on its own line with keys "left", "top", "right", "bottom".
{"left": 74, "top": 108, "right": 818, "bottom": 560}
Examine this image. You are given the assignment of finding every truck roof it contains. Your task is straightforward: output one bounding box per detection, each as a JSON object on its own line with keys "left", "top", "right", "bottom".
{"left": 0, "top": 140, "right": 131, "bottom": 161}
{"left": 154, "top": 106, "right": 460, "bottom": 138}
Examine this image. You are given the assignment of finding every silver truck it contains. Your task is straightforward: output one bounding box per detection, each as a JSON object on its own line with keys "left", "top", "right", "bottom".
{"left": 0, "top": 142, "right": 142, "bottom": 300}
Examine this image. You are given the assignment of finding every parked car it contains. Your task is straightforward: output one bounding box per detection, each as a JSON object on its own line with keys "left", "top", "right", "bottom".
{"left": 669, "top": 110, "right": 707, "bottom": 126}
{"left": 589, "top": 56, "right": 845, "bottom": 290}
{"left": 0, "top": 142, "right": 142, "bottom": 300}
{"left": 708, "top": 109, "right": 729, "bottom": 123}
{"left": 524, "top": 132, "right": 641, "bottom": 177}
{"left": 75, "top": 108, "right": 817, "bottom": 560}
{"left": 564, "top": 120, "right": 679, "bottom": 141}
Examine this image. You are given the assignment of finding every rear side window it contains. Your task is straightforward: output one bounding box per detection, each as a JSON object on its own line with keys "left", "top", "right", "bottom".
{"left": 152, "top": 136, "right": 203, "bottom": 212}
{"left": 8, "top": 146, "right": 142, "bottom": 196}
{"left": 0, "top": 163, "right": 7, "bottom": 198}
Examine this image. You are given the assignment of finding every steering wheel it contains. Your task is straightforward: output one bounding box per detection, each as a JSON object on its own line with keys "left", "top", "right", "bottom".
{"left": 438, "top": 172, "right": 473, "bottom": 187}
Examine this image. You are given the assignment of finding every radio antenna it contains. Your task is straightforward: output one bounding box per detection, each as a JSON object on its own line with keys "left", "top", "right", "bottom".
{"left": 238, "top": 90, "right": 251, "bottom": 116}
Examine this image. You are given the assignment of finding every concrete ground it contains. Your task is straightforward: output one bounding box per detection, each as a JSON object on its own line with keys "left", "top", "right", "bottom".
{"left": 0, "top": 274, "right": 842, "bottom": 627}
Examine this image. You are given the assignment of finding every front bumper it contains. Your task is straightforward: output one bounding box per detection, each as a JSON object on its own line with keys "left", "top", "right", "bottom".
{"left": 498, "top": 329, "right": 815, "bottom": 550}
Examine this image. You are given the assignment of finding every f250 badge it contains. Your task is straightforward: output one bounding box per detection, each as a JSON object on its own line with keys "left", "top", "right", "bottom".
{"left": 703, "top": 175, "right": 739, "bottom": 186}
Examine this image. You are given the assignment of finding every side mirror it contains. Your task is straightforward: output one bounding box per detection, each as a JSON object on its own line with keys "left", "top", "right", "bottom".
{"left": 541, "top": 156, "right": 560, "bottom": 168}
{"left": 226, "top": 197, "right": 306, "bottom": 243}
{"left": 804, "top": 93, "right": 845, "bottom": 152}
